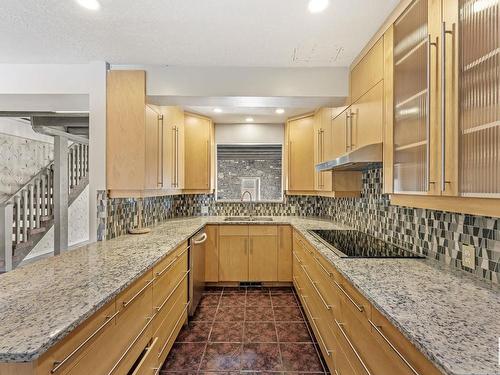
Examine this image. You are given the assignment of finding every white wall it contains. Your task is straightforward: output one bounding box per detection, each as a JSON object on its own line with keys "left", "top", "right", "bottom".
{"left": 215, "top": 123, "right": 284, "bottom": 145}
{"left": 113, "top": 65, "right": 349, "bottom": 98}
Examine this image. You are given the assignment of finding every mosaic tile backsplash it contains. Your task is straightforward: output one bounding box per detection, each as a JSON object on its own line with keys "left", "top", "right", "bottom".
{"left": 101, "top": 167, "right": 500, "bottom": 284}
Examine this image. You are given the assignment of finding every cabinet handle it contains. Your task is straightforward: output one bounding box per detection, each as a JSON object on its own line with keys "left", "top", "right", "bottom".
{"left": 334, "top": 370, "right": 340, "bottom": 375}
{"left": 288, "top": 141, "right": 293, "bottom": 189}
{"left": 158, "top": 115, "right": 164, "bottom": 187}
{"left": 292, "top": 251, "right": 303, "bottom": 265}
{"left": 155, "top": 270, "right": 189, "bottom": 313}
{"left": 333, "top": 280, "right": 364, "bottom": 312}
{"left": 157, "top": 302, "right": 190, "bottom": 359}
{"left": 108, "top": 316, "right": 154, "bottom": 375}
{"left": 349, "top": 110, "right": 355, "bottom": 150}
{"left": 122, "top": 278, "right": 155, "bottom": 308}
{"left": 206, "top": 140, "right": 210, "bottom": 187}
{"left": 335, "top": 320, "right": 372, "bottom": 375}
{"left": 368, "top": 320, "right": 421, "bottom": 375}
{"left": 51, "top": 310, "right": 120, "bottom": 373}
{"left": 301, "top": 263, "right": 332, "bottom": 310}
{"left": 345, "top": 112, "right": 350, "bottom": 152}
{"left": 171, "top": 125, "right": 177, "bottom": 187}
{"left": 293, "top": 276, "right": 302, "bottom": 291}
{"left": 426, "top": 35, "right": 438, "bottom": 190}
{"left": 313, "top": 255, "right": 333, "bottom": 278}
{"left": 302, "top": 295, "right": 332, "bottom": 356}
{"left": 193, "top": 233, "right": 207, "bottom": 244}
{"left": 441, "top": 22, "right": 454, "bottom": 193}
{"left": 175, "top": 127, "right": 179, "bottom": 187}
{"left": 155, "top": 246, "right": 189, "bottom": 277}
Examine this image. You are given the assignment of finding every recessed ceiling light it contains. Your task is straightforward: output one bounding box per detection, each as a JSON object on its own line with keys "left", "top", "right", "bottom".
{"left": 308, "top": 0, "right": 329, "bottom": 13}
{"left": 245, "top": 117, "right": 254, "bottom": 122}
{"left": 76, "top": 0, "right": 101, "bottom": 10}
{"left": 275, "top": 108, "right": 285, "bottom": 114}
{"left": 213, "top": 108, "right": 222, "bottom": 113}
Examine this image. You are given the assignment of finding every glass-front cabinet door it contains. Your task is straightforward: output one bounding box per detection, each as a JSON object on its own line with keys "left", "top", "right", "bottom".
{"left": 393, "top": 0, "right": 437, "bottom": 194}
{"left": 443, "top": 0, "right": 500, "bottom": 198}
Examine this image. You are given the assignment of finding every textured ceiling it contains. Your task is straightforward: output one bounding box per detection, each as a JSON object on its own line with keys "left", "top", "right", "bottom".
{"left": 0, "top": 0, "right": 399, "bottom": 66}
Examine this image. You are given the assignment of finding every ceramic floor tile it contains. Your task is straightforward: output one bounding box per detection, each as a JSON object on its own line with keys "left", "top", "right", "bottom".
{"left": 246, "top": 293, "right": 272, "bottom": 307}
{"left": 200, "top": 343, "right": 242, "bottom": 371}
{"left": 271, "top": 293, "right": 298, "bottom": 307}
{"left": 280, "top": 343, "right": 324, "bottom": 372}
{"left": 215, "top": 306, "right": 245, "bottom": 322}
{"left": 220, "top": 293, "right": 247, "bottom": 307}
{"left": 273, "top": 306, "right": 304, "bottom": 322}
{"left": 244, "top": 322, "right": 277, "bottom": 343}
{"left": 200, "top": 293, "right": 222, "bottom": 307}
{"left": 210, "top": 321, "right": 244, "bottom": 343}
{"left": 275, "top": 322, "right": 312, "bottom": 343}
{"left": 192, "top": 305, "right": 218, "bottom": 322}
{"left": 161, "top": 342, "right": 206, "bottom": 371}
{"left": 241, "top": 343, "right": 282, "bottom": 371}
{"left": 177, "top": 322, "right": 212, "bottom": 343}
{"left": 245, "top": 306, "right": 274, "bottom": 321}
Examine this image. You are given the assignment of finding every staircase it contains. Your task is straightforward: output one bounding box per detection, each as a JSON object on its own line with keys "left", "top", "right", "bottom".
{"left": 0, "top": 143, "right": 89, "bottom": 272}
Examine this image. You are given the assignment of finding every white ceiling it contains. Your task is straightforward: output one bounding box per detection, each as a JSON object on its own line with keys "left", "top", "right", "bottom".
{"left": 0, "top": 0, "right": 399, "bottom": 66}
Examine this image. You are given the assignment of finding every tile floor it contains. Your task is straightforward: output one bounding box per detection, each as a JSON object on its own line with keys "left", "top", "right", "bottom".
{"left": 160, "top": 286, "right": 328, "bottom": 374}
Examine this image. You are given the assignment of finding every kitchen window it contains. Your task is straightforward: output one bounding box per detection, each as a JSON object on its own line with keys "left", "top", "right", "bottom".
{"left": 216, "top": 144, "right": 283, "bottom": 202}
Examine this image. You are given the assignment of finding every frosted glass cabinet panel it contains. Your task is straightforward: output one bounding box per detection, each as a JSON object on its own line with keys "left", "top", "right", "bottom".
{"left": 393, "top": 0, "right": 430, "bottom": 193}
{"left": 457, "top": 0, "right": 500, "bottom": 197}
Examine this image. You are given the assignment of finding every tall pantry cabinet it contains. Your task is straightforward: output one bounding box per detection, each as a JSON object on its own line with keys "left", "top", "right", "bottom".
{"left": 389, "top": 0, "right": 500, "bottom": 216}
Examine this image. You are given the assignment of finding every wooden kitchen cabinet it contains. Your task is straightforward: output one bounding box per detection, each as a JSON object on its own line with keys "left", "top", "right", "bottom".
{"left": 277, "top": 225, "right": 292, "bottom": 282}
{"left": 219, "top": 234, "right": 249, "bottom": 282}
{"left": 107, "top": 70, "right": 164, "bottom": 197}
{"left": 249, "top": 225, "right": 278, "bottom": 281}
{"left": 350, "top": 37, "right": 384, "bottom": 103}
{"left": 286, "top": 114, "right": 315, "bottom": 192}
{"left": 389, "top": 0, "right": 500, "bottom": 217}
{"left": 7, "top": 242, "right": 190, "bottom": 375}
{"left": 331, "top": 107, "right": 349, "bottom": 159}
{"left": 161, "top": 106, "right": 185, "bottom": 190}
{"left": 314, "top": 108, "right": 333, "bottom": 192}
{"left": 350, "top": 80, "right": 384, "bottom": 151}
{"left": 184, "top": 113, "right": 214, "bottom": 192}
{"left": 292, "top": 229, "right": 442, "bottom": 375}
{"left": 204, "top": 225, "right": 219, "bottom": 282}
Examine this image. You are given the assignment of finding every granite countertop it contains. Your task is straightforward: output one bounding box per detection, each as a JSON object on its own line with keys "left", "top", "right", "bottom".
{"left": 0, "top": 216, "right": 499, "bottom": 375}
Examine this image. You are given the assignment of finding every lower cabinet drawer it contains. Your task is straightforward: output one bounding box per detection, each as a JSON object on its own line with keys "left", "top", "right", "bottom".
{"left": 130, "top": 337, "right": 159, "bottom": 375}
{"left": 37, "top": 301, "right": 117, "bottom": 375}
{"left": 156, "top": 278, "right": 189, "bottom": 366}
{"left": 334, "top": 341, "right": 357, "bottom": 375}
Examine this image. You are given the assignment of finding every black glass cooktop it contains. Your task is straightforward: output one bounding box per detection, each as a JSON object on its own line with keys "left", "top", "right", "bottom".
{"left": 308, "top": 229, "right": 424, "bottom": 258}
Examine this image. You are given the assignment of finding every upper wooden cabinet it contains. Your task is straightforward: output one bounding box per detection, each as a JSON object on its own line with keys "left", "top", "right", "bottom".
{"left": 286, "top": 114, "right": 316, "bottom": 192}
{"left": 350, "top": 37, "right": 384, "bottom": 103}
{"left": 107, "top": 70, "right": 164, "bottom": 197}
{"left": 350, "top": 80, "right": 384, "bottom": 151}
{"left": 389, "top": 0, "right": 500, "bottom": 216}
{"left": 314, "top": 108, "right": 333, "bottom": 192}
{"left": 161, "top": 106, "right": 185, "bottom": 190}
{"left": 184, "top": 113, "right": 215, "bottom": 192}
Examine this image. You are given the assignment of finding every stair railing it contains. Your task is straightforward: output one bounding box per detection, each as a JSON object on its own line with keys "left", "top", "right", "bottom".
{"left": 1, "top": 143, "right": 89, "bottom": 272}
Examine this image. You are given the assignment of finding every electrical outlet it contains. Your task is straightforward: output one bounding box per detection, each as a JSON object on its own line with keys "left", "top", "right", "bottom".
{"left": 201, "top": 205, "right": 209, "bottom": 215}
{"left": 462, "top": 244, "right": 476, "bottom": 270}
{"left": 291, "top": 206, "right": 296, "bottom": 214}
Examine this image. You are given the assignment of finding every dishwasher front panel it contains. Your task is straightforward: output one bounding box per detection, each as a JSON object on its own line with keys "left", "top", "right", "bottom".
{"left": 189, "top": 230, "right": 206, "bottom": 316}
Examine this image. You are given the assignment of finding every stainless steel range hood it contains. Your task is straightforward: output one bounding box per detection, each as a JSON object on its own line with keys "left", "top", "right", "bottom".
{"left": 315, "top": 143, "right": 383, "bottom": 171}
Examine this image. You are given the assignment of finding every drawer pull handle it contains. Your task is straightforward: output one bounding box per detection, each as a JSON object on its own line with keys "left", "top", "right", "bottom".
{"left": 122, "top": 278, "right": 155, "bottom": 308}
{"left": 313, "top": 255, "right": 333, "bottom": 277}
{"left": 333, "top": 280, "right": 364, "bottom": 312}
{"left": 368, "top": 320, "right": 420, "bottom": 375}
{"left": 292, "top": 251, "right": 303, "bottom": 265}
{"left": 301, "top": 295, "right": 332, "bottom": 357}
{"left": 155, "top": 270, "right": 190, "bottom": 313}
{"left": 193, "top": 233, "right": 207, "bottom": 244}
{"left": 293, "top": 276, "right": 302, "bottom": 291}
{"left": 108, "top": 316, "right": 154, "bottom": 375}
{"left": 335, "top": 320, "right": 372, "bottom": 375}
{"left": 51, "top": 310, "right": 120, "bottom": 373}
{"left": 156, "top": 246, "right": 189, "bottom": 277}
{"left": 157, "top": 302, "right": 190, "bottom": 359}
{"left": 334, "top": 370, "right": 340, "bottom": 375}
{"left": 301, "top": 264, "right": 331, "bottom": 310}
